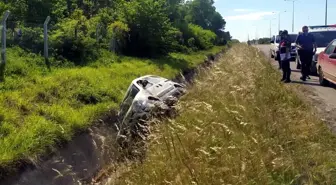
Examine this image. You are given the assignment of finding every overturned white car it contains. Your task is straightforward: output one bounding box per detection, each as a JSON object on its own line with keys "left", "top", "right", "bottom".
{"left": 117, "top": 75, "right": 186, "bottom": 139}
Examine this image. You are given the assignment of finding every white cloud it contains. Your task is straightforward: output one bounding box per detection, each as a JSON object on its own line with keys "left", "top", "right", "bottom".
{"left": 224, "top": 11, "right": 275, "bottom": 21}
{"left": 233, "top": 9, "right": 254, "bottom": 12}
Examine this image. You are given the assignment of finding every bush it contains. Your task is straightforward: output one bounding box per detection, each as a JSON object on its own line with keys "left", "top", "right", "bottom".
{"left": 50, "top": 9, "right": 97, "bottom": 65}
{"left": 119, "top": 0, "right": 178, "bottom": 57}
{"left": 18, "top": 27, "right": 44, "bottom": 53}
{"left": 107, "top": 21, "right": 130, "bottom": 54}
{"left": 187, "top": 24, "right": 216, "bottom": 50}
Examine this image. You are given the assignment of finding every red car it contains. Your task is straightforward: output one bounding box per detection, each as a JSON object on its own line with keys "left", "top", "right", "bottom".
{"left": 317, "top": 39, "right": 336, "bottom": 86}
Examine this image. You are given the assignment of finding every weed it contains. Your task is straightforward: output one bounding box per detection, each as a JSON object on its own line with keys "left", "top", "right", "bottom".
{"left": 0, "top": 46, "right": 224, "bottom": 174}
{"left": 113, "top": 44, "right": 336, "bottom": 185}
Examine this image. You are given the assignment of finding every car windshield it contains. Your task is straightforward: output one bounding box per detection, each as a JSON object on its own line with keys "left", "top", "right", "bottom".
{"left": 288, "top": 34, "right": 298, "bottom": 43}
{"left": 275, "top": 34, "right": 298, "bottom": 43}
{"left": 310, "top": 31, "right": 336, "bottom": 47}
{"left": 119, "top": 85, "right": 140, "bottom": 118}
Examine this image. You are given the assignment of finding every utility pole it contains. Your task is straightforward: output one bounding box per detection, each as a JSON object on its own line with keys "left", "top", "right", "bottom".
{"left": 269, "top": 18, "right": 276, "bottom": 38}
{"left": 278, "top": 11, "right": 287, "bottom": 32}
{"left": 285, "top": 0, "right": 297, "bottom": 32}
{"left": 278, "top": 13, "right": 280, "bottom": 33}
{"left": 291, "top": 0, "right": 294, "bottom": 32}
{"left": 325, "top": 0, "right": 328, "bottom": 25}
{"left": 270, "top": 20, "right": 272, "bottom": 38}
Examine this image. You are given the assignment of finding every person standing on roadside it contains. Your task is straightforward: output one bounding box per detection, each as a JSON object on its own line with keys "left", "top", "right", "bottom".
{"left": 277, "top": 30, "right": 283, "bottom": 69}
{"left": 279, "top": 30, "right": 292, "bottom": 83}
{"left": 295, "top": 26, "right": 317, "bottom": 81}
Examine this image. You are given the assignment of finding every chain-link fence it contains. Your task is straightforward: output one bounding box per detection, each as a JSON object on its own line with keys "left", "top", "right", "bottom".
{"left": 0, "top": 10, "right": 120, "bottom": 82}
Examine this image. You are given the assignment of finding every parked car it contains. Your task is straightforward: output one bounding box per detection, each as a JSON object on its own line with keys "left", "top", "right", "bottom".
{"left": 117, "top": 75, "right": 186, "bottom": 138}
{"left": 270, "top": 33, "right": 298, "bottom": 61}
{"left": 316, "top": 39, "right": 336, "bottom": 86}
{"left": 296, "top": 25, "right": 336, "bottom": 75}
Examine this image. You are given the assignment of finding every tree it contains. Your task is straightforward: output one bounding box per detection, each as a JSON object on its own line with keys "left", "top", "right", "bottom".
{"left": 2, "top": 0, "right": 231, "bottom": 60}
{"left": 119, "top": 0, "right": 178, "bottom": 57}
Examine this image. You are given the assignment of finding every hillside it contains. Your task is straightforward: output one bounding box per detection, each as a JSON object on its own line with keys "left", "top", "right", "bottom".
{"left": 0, "top": 0, "right": 233, "bottom": 178}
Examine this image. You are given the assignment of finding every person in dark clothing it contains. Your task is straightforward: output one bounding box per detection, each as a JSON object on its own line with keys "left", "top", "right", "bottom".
{"left": 277, "top": 30, "right": 283, "bottom": 69}
{"left": 279, "top": 30, "right": 292, "bottom": 83}
{"left": 295, "top": 26, "right": 317, "bottom": 81}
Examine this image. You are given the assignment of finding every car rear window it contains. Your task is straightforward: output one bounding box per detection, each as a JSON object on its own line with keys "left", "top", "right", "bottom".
{"left": 275, "top": 34, "right": 298, "bottom": 43}
{"left": 288, "top": 34, "right": 298, "bottom": 43}
{"left": 310, "top": 31, "right": 336, "bottom": 47}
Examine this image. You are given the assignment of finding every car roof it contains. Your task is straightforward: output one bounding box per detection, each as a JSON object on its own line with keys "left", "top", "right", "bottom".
{"left": 310, "top": 29, "right": 336, "bottom": 33}
{"left": 273, "top": 33, "right": 298, "bottom": 37}
{"left": 308, "top": 25, "right": 336, "bottom": 32}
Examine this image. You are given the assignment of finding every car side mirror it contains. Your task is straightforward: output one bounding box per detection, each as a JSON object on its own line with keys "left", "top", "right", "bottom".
{"left": 329, "top": 53, "right": 336, "bottom": 59}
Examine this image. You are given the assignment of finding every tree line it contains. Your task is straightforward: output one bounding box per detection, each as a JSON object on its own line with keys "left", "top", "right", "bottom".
{"left": 0, "top": 0, "right": 231, "bottom": 64}
{"left": 248, "top": 37, "right": 271, "bottom": 45}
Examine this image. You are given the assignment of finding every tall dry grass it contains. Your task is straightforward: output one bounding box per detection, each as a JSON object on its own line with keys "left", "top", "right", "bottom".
{"left": 111, "top": 44, "right": 336, "bottom": 185}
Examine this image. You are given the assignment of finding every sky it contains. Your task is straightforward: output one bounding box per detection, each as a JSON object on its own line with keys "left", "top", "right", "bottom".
{"left": 214, "top": 0, "right": 336, "bottom": 42}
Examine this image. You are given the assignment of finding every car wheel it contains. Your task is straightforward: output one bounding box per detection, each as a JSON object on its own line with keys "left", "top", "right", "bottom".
{"left": 310, "top": 63, "right": 318, "bottom": 76}
{"left": 270, "top": 50, "right": 274, "bottom": 58}
{"left": 319, "top": 67, "right": 329, "bottom": 86}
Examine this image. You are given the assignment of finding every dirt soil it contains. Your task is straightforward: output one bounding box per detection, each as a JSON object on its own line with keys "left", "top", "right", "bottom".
{"left": 257, "top": 44, "right": 336, "bottom": 133}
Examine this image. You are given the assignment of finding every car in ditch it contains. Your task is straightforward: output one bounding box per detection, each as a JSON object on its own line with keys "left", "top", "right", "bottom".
{"left": 270, "top": 33, "right": 298, "bottom": 61}
{"left": 117, "top": 75, "right": 186, "bottom": 138}
{"left": 296, "top": 25, "right": 336, "bottom": 75}
{"left": 316, "top": 39, "right": 336, "bottom": 86}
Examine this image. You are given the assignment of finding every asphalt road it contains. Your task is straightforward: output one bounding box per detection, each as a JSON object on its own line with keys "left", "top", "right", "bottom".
{"left": 257, "top": 44, "right": 336, "bottom": 132}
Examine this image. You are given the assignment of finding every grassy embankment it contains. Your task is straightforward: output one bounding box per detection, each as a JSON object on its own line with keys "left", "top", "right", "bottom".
{"left": 0, "top": 46, "right": 225, "bottom": 171}
{"left": 114, "top": 44, "right": 336, "bottom": 184}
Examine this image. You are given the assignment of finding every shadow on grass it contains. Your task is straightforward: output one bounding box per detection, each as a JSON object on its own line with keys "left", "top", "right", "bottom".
{"left": 151, "top": 56, "right": 190, "bottom": 71}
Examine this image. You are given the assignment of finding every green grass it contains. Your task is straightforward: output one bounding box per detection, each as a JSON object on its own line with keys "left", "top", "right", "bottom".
{"left": 0, "top": 46, "right": 225, "bottom": 172}
{"left": 113, "top": 44, "right": 336, "bottom": 185}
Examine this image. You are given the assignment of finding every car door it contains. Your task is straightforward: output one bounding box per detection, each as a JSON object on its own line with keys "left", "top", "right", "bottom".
{"left": 321, "top": 40, "right": 336, "bottom": 75}
{"left": 327, "top": 43, "right": 336, "bottom": 80}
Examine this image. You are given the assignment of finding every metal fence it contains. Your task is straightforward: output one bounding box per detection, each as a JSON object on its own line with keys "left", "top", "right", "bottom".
{"left": 0, "top": 11, "right": 52, "bottom": 81}
{"left": 0, "top": 10, "right": 118, "bottom": 82}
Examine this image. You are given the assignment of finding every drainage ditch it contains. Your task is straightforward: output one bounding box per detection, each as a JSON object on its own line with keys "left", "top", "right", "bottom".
{"left": 0, "top": 49, "right": 225, "bottom": 185}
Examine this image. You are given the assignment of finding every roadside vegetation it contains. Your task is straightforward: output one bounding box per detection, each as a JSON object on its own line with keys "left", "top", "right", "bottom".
{"left": 0, "top": 0, "right": 233, "bottom": 175}
{"left": 114, "top": 44, "right": 336, "bottom": 184}
{"left": 0, "top": 46, "right": 225, "bottom": 171}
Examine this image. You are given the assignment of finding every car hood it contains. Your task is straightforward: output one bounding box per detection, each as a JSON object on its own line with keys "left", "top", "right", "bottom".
{"left": 316, "top": 47, "right": 326, "bottom": 54}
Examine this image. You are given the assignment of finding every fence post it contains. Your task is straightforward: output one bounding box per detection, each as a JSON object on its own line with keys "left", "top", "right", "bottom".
{"left": 0, "top": 10, "right": 10, "bottom": 82}
{"left": 44, "top": 16, "right": 51, "bottom": 71}
{"left": 96, "top": 23, "right": 101, "bottom": 43}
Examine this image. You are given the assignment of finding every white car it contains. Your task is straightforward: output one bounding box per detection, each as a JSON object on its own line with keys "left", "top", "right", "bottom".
{"left": 270, "top": 33, "right": 298, "bottom": 61}
{"left": 117, "top": 75, "right": 186, "bottom": 138}
{"left": 295, "top": 25, "right": 336, "bottom": 75}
